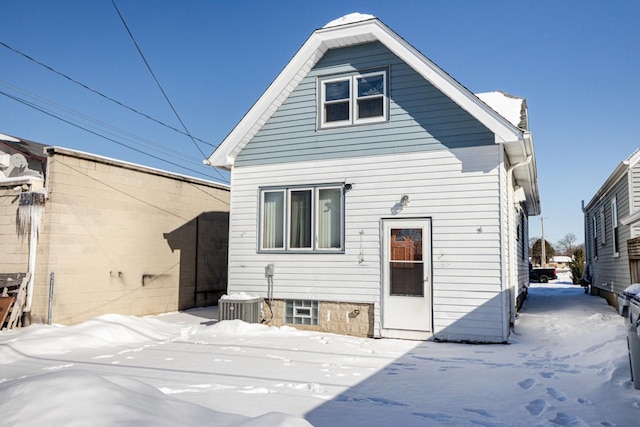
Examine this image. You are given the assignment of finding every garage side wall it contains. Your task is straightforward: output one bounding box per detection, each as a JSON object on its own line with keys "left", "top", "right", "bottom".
{"left": 33, "top": 152, "right": 230, "bottom": 325}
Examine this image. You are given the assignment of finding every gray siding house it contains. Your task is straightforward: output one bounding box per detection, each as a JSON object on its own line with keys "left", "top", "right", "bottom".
{"left": 583, "top": 149, "right": 640, "bottom": 307}
{"left": 209, "top": 14, "right": 540, "bottom": 342}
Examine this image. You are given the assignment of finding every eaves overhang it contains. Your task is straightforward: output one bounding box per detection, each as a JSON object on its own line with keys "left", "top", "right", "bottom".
{"left": 583, "top": 149, "right": 640, "bottom": 212}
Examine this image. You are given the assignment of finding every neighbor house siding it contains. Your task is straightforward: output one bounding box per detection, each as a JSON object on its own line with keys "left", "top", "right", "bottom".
{"left": 631, "top": 162, "right": 640, "bottom": 238}
{"left": 228, "top": 145, "right": 505, "bottom": 341}
{"left": 235, "top": 42, "right": 494, "bottom": 167}
{"left": 586, "top": 174, "right": 630, "bottom": 295}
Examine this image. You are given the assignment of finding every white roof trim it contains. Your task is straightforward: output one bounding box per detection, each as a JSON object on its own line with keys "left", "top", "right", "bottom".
{"left": 584, "top": 148, "right": 640, "bottom": 211}
{"left": 621, "top": 209, "right": 640, "bottom": 227}
{"left": 208, "top": 18, "right": 524, "bottom": 169}
{"left": 47, "top": 147, "right": 229, "bottom": 190}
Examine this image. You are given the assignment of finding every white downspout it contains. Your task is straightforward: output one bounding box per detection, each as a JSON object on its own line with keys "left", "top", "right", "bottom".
{"left": 507, "top": 153, "right": 532, "bottom": 328}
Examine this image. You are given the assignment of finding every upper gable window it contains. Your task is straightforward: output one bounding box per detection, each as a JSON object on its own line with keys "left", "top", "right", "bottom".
{"left": 319, "top": 70, "right": 387, "bottom": 128}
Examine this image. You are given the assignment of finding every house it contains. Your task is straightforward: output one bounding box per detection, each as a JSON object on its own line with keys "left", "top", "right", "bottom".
{"left": 583, "top": 149, "right": 640, "bottom": 308}
{"left": 208, "top": 14, "right": 540, "bottom": 342}
{"left": 549, "top": 255, "right": 573, "bottom": 270}
{"left": 0, "top": 132, "right": 230, "bottom": 327}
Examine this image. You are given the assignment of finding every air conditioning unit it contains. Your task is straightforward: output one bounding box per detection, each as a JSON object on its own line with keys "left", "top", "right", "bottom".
{"left": 218, "top": 297, "right": 262, "bottom": 323}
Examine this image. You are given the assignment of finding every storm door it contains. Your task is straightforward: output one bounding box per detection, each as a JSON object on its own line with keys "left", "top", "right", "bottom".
{"left": 382, "top": 219, "right": 432, "bottom": 337}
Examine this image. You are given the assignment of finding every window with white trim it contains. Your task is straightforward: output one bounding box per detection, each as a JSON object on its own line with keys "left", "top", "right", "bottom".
{"left": 319, "top": 70, "right": 388, "bottom": 128}
{"left": 612, "top": 198, "right": 619, "bottom": 255}
{"left": 600, "top": 208, "right": 606, "bottom": 246}
{"left": 592, "top": 215, "right": 598, "bottom": 258}
{"left": 260, "top": 185, "right": 344, "bottom": 252}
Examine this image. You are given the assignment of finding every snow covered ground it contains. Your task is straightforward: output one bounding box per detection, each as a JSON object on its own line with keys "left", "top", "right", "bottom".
{"left": 1, "top": 272, "right": 639, "bottom": 426}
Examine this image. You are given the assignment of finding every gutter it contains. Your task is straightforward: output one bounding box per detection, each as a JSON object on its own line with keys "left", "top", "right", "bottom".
{"left": 507, "top": 154, "right": 533, "bottom": 327}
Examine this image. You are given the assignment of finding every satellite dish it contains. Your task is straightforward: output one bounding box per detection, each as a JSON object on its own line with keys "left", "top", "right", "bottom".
{"left": 8, "top": 153, "right": 29, "bottom": 177}
{"left": 10, "top": 153, "right": 28, "bottom": 170}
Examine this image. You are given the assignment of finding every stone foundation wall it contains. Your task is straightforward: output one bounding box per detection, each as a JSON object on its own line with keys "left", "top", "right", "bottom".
{"left": 263, "top": 299, "right": 374, "bottom": 337}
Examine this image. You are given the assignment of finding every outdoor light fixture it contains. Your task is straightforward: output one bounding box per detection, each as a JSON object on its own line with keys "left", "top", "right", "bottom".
{"left": 400, "top": 195, "right": 410, "bottom": 207}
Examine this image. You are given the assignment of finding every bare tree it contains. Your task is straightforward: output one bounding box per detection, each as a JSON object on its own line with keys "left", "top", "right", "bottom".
{"left": 556, "top": 233, "right": 578, "bottom": 256}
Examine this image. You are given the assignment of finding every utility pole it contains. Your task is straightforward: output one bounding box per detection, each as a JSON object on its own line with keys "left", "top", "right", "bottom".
{"left": 541, "top": 217, "right": 547, "bottom": 267}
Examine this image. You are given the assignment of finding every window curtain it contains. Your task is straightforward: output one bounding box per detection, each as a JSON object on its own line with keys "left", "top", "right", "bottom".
{"left": 318, "top": 188, "right": 341, "bottom": 248}
{"left": 290, "top": 190, "right": 311, "bottom": 248}
{"left": 263, "top": 192, "right": 284, "bottom": 248}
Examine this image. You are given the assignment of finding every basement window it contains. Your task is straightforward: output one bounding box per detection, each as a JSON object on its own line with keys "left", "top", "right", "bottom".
{"left": 285, "top": 300, "right": 318, "bottom": 325}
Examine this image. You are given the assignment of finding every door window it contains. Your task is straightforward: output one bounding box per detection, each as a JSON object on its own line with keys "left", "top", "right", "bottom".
{"left": 389, "top": 228, "right": 424, "bottom": 296}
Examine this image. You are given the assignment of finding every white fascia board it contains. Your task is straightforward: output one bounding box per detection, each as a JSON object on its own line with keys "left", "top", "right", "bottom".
{"left": 360, "top": 21, "right": 523, "bottom": 145}
{"left": 207, "top": 32, "right": 328, "bottom": 169}
{"left": 585, "top": 149, "right": 640, "bottom": 211}
{"left": 208, "top": 18, "right": 525, "bottom": 169}
{"left": 584, "top": 161, "right": 628, "bottom": 211}
{"left": 621, "top": 209, "right": 640, "bottom": 226}
{"left": 47, "top": 146, "right": 229, "bottom": 189}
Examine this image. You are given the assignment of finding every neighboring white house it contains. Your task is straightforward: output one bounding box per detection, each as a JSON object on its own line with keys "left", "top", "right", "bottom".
{"left": 550, "top": 255, "right": 573, "bottom": 269}
{"left": 583, "top": 148, "right": 640, "bottom": 308}
{"left": 208, "top": 14, "right": 540, "bottom": 342}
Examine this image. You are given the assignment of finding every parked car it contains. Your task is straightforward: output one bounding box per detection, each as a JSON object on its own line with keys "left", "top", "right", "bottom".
{"left": 529, "top": 267, "right": 558, "bottom": 283}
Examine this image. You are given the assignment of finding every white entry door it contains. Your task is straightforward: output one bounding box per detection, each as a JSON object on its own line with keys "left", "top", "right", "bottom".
{"left": 382, "top": 218, "right": 432, "bottom": 339}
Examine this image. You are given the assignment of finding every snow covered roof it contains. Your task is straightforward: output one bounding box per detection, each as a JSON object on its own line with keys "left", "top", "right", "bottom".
{"left": 550, "top": 256, "right": 573, "bottom": 263}
{"left": 476, "top": 92, "right": 528, "bottom": 131}
{"left": 208, "top": 14, "right": 539, "bottom": 214}
{"left": 323, "top": 13, "right": 375, "bottom": 28}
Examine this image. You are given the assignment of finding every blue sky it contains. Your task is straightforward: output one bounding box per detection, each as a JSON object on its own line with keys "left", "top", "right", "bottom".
{"left": 2, "top": 1, "right": 639, "bottom": 246}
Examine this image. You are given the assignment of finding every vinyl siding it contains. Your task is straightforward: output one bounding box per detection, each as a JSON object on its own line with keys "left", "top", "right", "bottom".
{"left": 585, "top": 173, "right": 631, "bottom": 294}
{"left": 235, "top": 42, "right": 494, "bottom": 167}
{"left": 227, "top": 145, "right": 505, "bottom": 341}
{"left": 631, "top": 162, "right": 640, "bottom": 213}
{"left": 631, "top": 161, "right": 640, "bottom": 238}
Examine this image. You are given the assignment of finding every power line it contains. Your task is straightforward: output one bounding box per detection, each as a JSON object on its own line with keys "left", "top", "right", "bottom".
{"left": 51, "top": 158, "right": 228, "bottom": 212}
{"left": 110, "top": 0, "right": 221, "bottom": 177}
{"left": 0, "top": 80, "right": 210, "bottom": 167}
{"left": 51, "top": 158, "right": 190, "bottom": 220}
{"left": 0, "top": 40, "right": 215, "bottom": 148}
{"left": 1, "top": 90, "right": 225, "bottom": 181}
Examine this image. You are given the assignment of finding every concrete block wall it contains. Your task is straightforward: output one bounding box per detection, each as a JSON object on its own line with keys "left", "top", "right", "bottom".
{"left": 31, "top": 150, "right": 229, "bottom": 325}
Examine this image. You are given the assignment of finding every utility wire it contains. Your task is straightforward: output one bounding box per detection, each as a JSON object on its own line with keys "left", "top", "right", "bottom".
{"left": 110, "top": 0, "right": 224, "bottom": 185}
{"left": 0, "top": 80, "right": 209, "bottom": 167}
{"left": 0, "top": 40, "right": 215, "bottom": 148}
{"left": 0, "top": 90, "right": 223, "bottom": 180}
{"left": 51, "top": 158, "right": 191, "bottom": 220}
{"left": 52, "top": 158, "right": 228, "bottom": 212}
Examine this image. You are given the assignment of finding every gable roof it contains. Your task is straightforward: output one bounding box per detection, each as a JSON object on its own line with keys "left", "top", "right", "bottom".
{"left": 208, "top": 14, "right": 539, "bottom": 214}
{"left": 585, "top": 148, "right": 640, "bottom": 214}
